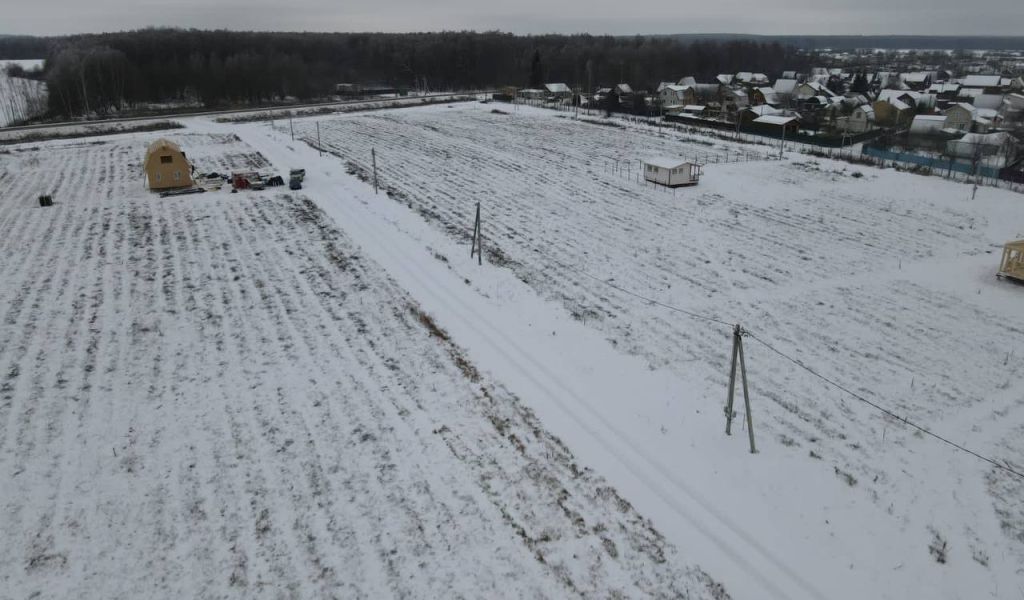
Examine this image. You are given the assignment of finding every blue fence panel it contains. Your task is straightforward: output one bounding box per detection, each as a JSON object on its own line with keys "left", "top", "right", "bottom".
{"left": 862, "top": 146, "right": 1001, "bottom": 178}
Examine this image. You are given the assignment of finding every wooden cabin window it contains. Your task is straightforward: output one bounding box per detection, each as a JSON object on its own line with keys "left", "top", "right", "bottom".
{"left": 160, "top": 155, "right": 173, "bottom": 164}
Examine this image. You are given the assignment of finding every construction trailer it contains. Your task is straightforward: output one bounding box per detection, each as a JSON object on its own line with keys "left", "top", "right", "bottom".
{"left": 144, "top": 138, "right": 193, "bottom": 190}
{"left": 642, "top": 157, "right": 702, "bottom": 187}
{"left": 998, "top": 240, "right": 1024, "bottom": 282}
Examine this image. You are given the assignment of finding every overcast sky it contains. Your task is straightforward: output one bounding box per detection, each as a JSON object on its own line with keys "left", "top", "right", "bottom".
{"left": 4, "top": 0, "right": 1023, "bottom": 36}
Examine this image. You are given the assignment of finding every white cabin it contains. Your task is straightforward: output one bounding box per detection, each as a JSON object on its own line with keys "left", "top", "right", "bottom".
{"left": 642, "top": 157, "right": 701, "bottom": 187}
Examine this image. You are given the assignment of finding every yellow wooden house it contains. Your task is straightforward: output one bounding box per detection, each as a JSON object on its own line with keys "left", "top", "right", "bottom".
{"left": 998, "top": 240, "right": 1024, "bottom": 282}
{"left": 144, "top": 138, "right": 193, "bottom": 190}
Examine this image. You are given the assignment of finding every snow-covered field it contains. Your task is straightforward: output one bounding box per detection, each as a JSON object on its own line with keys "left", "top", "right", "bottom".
{"left": 0, "top": 132, "right": 725, "bottom": 598}
{"left": 270, "top": 103, "right": 1024, "bottom": 599}
{"left": 2, "top": 101, "right": 1023, "bottom": 600}
{"left": 0, "top": 59, "right": 46, "bottom": 127}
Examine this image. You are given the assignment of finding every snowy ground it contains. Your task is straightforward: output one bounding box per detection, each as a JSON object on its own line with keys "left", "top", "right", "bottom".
{"left": 256, "top": 103, "right": 1024, "bottom": 599}
{"left": 0, "top": 132, "right": 725, "bottom": 598}
{"left": 2, "top": 101, "right": 1023, "bottom": 600}
{"left": 0, "top": 59, "right": 46, "bottom": 127}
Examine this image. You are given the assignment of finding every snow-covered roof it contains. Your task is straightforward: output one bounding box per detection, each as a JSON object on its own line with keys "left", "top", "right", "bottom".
{"left": 854, "top": 105, "right": 875, "bottom": 118}
{"left": 976, "top": 108, "right": 999, "bottom": 119}
{"left": 773, "top": 78, "right": 798, "bottom": 94}
{"left": 909, "top": 115, "right": 947, "bottom": 134}
{"left": 662, "top": 85, "right": 691, "bottom": 93}
{"left": 716, "top": 74, "right": 734, "bottom": 85}
{"left": 900, "top": 72, "right": 931, "bottom": 83}
{"left": 945, "top": 102, "right": 978, "bottom": 116}
{"left": 681, "top": 105, "right": 706, "bottom": 112}
{"left": 544, "top": 83, "right": 571, "bottom": 93}
{"left": 678, "top": 76, "right": 697, "bottom": 87}
{"left": 752, "top": 115, "right": 798, "bottom": 125}
{"left": 962, "top": 75, "right": 1002, "bottom": 88}
{"left": 798, "top": 81, "right": 838, "bottom": 97}
{"left": 927, "top": 83, "right": 960, "bottom": 94}
{"left": 756, "top": 87, "right": 779, "bottom": 103}
{"left": 616, "top": 83, "right": 633, "bottom": 94}
{"left": 745, "top": 105, "right": 783, "bottom": 117}
{"left": 642, "top": 156, "right": 692, "bottom": 170}
{"left": 889, "top": 99, "right": 912, "bottom": 111}
{"left": 957, "top": 87, "right": 984, "bottom": 98}
{"left": 974, "top": 94, "right": 1004, "bottom": 110}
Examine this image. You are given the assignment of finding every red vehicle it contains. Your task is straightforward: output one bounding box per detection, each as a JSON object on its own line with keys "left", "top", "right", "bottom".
{"left": 231, "top": 172, "right": 260, "bottom": 190}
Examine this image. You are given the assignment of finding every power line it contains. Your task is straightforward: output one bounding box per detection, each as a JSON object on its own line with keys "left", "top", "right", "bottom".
{"left": 743, "top": 331, "right": 1024, "bottom": 481}
{"left": 532, "top": 247, "right": 1024, "bottom": 480}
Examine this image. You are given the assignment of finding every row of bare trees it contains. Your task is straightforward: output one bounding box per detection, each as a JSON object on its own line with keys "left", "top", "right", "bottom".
{"left": 17, "top": 29, "right": 814, "bottom": 118}
{"left": 1, "top": 65, "right": 47, "bottom": 125}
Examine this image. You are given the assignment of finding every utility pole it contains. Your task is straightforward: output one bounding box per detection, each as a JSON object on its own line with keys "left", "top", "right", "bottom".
{"left": 725, "top": 324, "right": 757, "bottom": 454}
{"left": 779, "top": 122, "right": 786, "bottom": 160}
{"left": 470, "top": 202, "right": 482, "bottom": 265}
{"left": 316, "top": 121, "right": 322, "bottom": 157}
{"left": 372, "top": 147, "right": 379, "bottom": 195}
{"left": 289, "top": 113, "right": 294, "bottom": 141}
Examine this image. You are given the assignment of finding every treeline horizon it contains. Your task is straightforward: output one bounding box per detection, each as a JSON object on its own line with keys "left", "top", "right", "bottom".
{"left": 2, "top": 29, "right": 810, "bottom": 118}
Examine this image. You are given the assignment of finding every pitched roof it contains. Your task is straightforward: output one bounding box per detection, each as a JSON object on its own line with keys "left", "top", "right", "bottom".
{"left": 544, "top": 83, "right": 571, "bottom": 93}
{"left": 945, "top": 102, "right": 978, "bottom": 116}
{"left": 144, "top": 138, "right": 185, "bottom": 166}
{"left": 962, "top": 75, "right": 1002, "bottom": 88}
{"left": 752, "top": 115, "right": 798, "bottom": 125}
{"left": 642, "top": 156, "right": 692, "bottom": 169}
{"left": 773, "top": 78, "right": 798, "bottom": 94}
{"left": 909, "top": 115, "right": 947, "bottom": 134}
{"left": 745, "top": 105, "right": 783, "bottom": 117}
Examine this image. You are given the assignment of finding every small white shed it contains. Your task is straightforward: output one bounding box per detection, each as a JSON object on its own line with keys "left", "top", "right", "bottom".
{"left": 642, "top": 157, "right": 701, "bottom": 187}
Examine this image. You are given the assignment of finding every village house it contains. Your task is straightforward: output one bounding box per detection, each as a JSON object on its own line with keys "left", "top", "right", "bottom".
{"left": 144, "top": 139, "right": 193, "bottom": 191}
{"left": 659, "top": 85, "right": 695, "bottom": 107}
{"left": 846, "top": 104, "right": 875, "bottom": 133}
{"left": 751, "top": 87, "right": 780, "bottom": 106}
{"left": 899, "top": 72, "right": 933, "bottom": 90}
{"left": 794, "top": 81, "right": 837, "bottom": 100}
{"left": 641, "top": 157, "right": 701, "bottom": 187}
{"left": 736, "top": 72, "right": 770, "bottom": 85}
{"left": 909, "top": 114, "right": 949, "bottom": 136}
{"left": 679, "top": 105, "right": 708, "bottom": 117}
{"left": 739, "top": 105, "right": 784, "bottom": 126}
{"left": 872, "top": 97, "right": 914, "bottom": 127}
{"left": 544, "top": 83, "right": 572, "bottom": 100}
{"left": 722, "top": 88, "right": 749, "bottom": 109}
{"left": 773, "top": 78, "right": 798, "bottom": 98}
{"left": 943, "top": 102, "right": 978, "bottom": 132}
{"left": 961, "top": 74, "right": 1004, "bottom": 93}
{"left": 946, "top": 132, "right": 1018, "bottom": 167}
{"left": 751, "top": 115, "right": 800, "bottom": 136}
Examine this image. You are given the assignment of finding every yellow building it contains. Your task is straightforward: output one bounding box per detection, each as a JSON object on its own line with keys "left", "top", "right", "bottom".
{"left": 998, "top": 240, "right": 1024, "bottom": 282}
{"left": 144, "top": 138, "right": 193, "bottom": 190}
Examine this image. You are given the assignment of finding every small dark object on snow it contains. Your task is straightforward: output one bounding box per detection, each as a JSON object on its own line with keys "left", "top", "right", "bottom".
{"left": 266, "top": 175, "right": 285, "bottom": 186}
{"left": 159, "top": 187, "right": 205, "bottom": 198}
{"left": 205, "top": 171, "right": 221, "bottom": 179}
{"left": 38, "top": 194, "right": 53, "bottom": 207}
{"left": 289, "top": 177, "right": 302, "bottom": 190}
{"left": 289, "top": 168, "right": 305, "bottom": 181}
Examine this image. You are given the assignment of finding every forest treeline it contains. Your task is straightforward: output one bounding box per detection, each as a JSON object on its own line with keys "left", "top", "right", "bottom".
{"left": 1, "top": 29, "right": 810, "bottom": 118}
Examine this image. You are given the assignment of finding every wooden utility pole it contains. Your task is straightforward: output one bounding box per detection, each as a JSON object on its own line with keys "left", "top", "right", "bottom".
{"left": 372, "top": 148, "right": 379, "bottom": 195}
{"left": 725, "top": 324, "right": 757, "bottom": 453}
{"left": 289, "top": 114, "right": 294, "bottom": 141}
{"left": 470, "top": 202, "right": 482, "bottom": 265}
{"left": 316, "top": 121, "right": 322, "bottom": 157}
